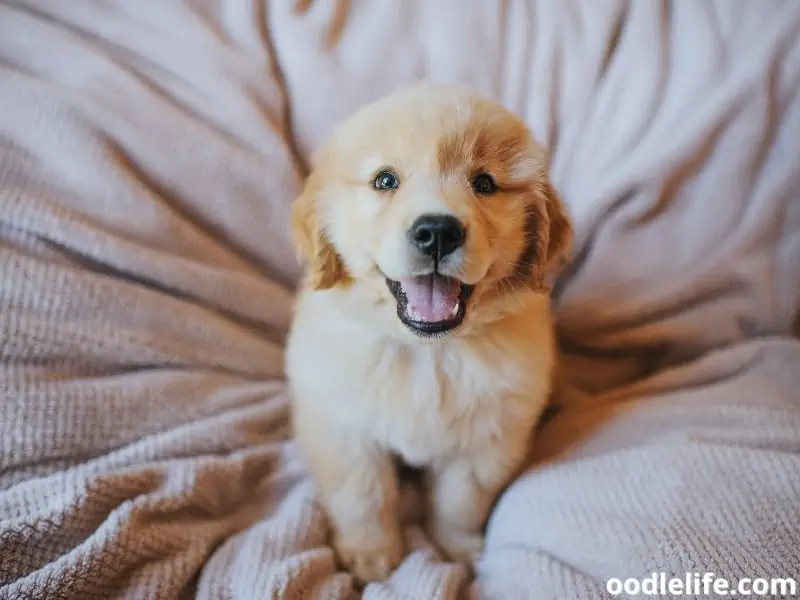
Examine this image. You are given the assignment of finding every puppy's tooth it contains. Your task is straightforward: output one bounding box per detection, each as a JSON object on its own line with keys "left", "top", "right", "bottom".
{"left": 451, "top": 302, "right": 460, "bottom": 317}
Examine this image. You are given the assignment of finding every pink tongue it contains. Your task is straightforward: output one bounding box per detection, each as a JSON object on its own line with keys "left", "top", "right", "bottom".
{"left": 399, "top": 274, "right": 460, "bottom": 323}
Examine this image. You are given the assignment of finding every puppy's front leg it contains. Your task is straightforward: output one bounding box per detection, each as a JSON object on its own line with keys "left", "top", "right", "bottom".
{"left": 294, "top": 410, "right": 404, "bottom": 582}
{"left": 427, "top": 441, "right": 527, "bottom": 565}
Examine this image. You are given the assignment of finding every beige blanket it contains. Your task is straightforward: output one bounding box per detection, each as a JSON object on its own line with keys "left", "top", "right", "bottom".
{"left": 1, "top": 1, "right": 799, "bottom": 598}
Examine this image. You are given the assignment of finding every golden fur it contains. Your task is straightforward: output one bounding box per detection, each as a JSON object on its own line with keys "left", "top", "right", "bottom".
{"left": 286, "top": 83, "right": 572, "bottom": 583}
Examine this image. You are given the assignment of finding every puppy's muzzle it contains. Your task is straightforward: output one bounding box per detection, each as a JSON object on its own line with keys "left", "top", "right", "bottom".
{"left": 408, "top": 214, "right": 466, "bottom": 260}
{"left": 383, "top": 213, "right": 472, "bottom": 338}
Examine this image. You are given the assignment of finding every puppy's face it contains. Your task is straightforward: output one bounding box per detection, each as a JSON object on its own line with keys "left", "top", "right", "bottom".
{"left": 292, "top": 84, "right": 571, "bottom": 341}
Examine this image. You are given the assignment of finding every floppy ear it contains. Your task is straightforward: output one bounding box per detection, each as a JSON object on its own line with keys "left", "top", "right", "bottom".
{"left": 523, "top": 180, "right": 573, "bottom": 290}
{"left": 541, "top": 180, "right": 573, "bottom": 272}
{"left": 290, "top": 178, "right": 348, "bottom": 290}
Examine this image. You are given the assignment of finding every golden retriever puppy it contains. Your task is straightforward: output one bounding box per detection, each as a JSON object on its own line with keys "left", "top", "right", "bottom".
{"left": 286, "top": 83, "right": 572, "bottom": 583}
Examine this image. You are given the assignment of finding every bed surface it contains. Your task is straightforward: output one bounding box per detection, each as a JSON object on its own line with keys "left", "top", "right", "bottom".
{"left": 1, "top": 1, "right": 799, "bottom": 598}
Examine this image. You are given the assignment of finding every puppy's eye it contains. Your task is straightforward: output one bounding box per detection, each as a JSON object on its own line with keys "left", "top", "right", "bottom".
{"left": 374, "top": 170, "right": 399, "bottom": 191}
{"left": 472, "top": 173, "right": 497, "bottom": 195}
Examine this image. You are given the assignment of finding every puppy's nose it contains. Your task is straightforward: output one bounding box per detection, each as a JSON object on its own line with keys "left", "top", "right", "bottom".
{"left": 409, "top": 214, "right": 466, "bottom": 259}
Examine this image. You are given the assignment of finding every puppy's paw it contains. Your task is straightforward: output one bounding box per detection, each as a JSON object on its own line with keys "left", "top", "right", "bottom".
{"left": 430, "top": 522, "right": 484, "bottom": 566}
{"left": 334, "top": 528, "right": 405, "bottom": 583}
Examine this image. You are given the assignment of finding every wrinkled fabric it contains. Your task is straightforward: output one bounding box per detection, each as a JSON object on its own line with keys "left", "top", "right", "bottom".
{"left": 1, "top": 1, "right": 799, "bottom": 598}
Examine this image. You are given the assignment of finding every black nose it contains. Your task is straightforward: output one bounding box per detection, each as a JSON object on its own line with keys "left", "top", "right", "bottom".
{"left": 409, "top": 214, "right": 466, "bottom": 259}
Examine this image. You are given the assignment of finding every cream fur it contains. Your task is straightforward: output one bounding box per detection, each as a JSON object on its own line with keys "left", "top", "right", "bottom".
{"left": 286, "top": 83, "right": 572, "bottom": 583}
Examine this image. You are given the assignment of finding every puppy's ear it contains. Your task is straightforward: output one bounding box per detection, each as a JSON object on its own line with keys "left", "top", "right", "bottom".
{"left": 541, "top": 180, "right": 573, "bottom": 273}
{"left": 525, "top": 180, "right": 573, "bottom": 290}
{"left": 291, "top": 177, "right": 348, "bottom": 290}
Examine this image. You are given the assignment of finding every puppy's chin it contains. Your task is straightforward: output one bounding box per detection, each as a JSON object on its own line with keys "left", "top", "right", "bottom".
{"left": 383, "top": 275, "right": 475, "bottom": 341}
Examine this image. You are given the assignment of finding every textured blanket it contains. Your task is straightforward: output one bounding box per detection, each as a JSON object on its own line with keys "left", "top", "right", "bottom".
{"left": 1, "top": 1, "right": 799, "bottom": 599}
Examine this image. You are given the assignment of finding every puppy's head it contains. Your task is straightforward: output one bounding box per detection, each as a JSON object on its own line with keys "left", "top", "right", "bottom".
{"left": 292, "top": 83, "right": 572, "bottom": 341}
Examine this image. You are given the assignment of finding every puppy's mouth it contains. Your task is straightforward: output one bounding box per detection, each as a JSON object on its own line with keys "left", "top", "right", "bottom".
{"left": 385, "top": 273, "right": 474, "bottom": 337}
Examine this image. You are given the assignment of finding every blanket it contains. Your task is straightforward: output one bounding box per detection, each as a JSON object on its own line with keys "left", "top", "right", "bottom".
{"left": 1, "top": 1, "right": 799, "bottom": 598}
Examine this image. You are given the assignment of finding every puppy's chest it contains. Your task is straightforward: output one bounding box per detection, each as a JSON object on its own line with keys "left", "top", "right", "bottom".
{"left": 351, "top": 341, "right": 538, "bottom": 466}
